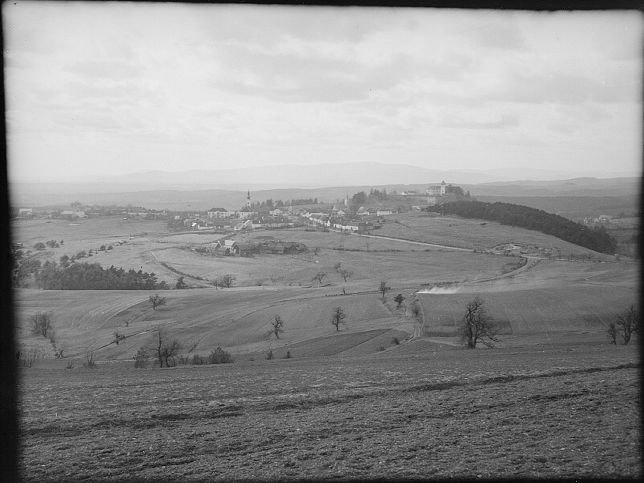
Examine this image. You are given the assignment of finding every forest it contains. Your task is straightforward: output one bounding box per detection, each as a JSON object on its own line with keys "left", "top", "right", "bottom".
{"left": 33, "top": 261, "right": 169, "bottom": 290}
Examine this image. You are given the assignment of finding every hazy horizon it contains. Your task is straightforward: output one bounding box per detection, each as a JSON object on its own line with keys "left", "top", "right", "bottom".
{"left": 4, "top": 3, "right": 642, "bottom": 183}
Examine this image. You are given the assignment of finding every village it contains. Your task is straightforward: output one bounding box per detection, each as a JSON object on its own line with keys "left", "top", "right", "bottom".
{"left": 13, "top": 182, "right": 467, "bottom": 237}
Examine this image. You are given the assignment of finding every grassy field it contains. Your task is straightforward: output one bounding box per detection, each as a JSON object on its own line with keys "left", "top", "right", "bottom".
{"left": 18, "top": 341, "right": 640, "bottom": 480}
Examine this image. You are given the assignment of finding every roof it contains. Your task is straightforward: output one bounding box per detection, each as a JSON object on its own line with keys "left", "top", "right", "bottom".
{"left": 208, "top": 208, "right": 228, "bottom": 212}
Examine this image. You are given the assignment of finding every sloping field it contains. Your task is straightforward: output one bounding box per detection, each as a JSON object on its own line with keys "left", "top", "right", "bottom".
{"left": 419, "top": 284, "right": 636, "bottom": 336}
{"left": 248, "top": 328, "right": 411, "bottom": 360}
{"left": 379, "top": 212, "right": 615, "bottom": 258}
{"left": 152, "top": 245, "right": 517, "bottom": 288}
{"left": 14, "top": 287, "right": 416, "bottom": 361}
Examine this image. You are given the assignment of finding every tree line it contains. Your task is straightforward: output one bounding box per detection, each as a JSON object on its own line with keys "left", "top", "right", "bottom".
{"left": 426, "top": 201, "right": 617, "bottom": 254}
{"left": 34, "top": 261, "right": 169, "bottom": 290}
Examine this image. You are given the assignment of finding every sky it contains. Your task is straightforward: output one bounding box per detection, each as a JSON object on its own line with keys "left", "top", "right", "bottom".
{"left": 3, "top": 2, "right": 642, "bottom": 183}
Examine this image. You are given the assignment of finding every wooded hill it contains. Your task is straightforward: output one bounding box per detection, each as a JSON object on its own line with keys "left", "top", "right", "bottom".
{"left": 426, "top": 201, "right": 617, "bottom": 254}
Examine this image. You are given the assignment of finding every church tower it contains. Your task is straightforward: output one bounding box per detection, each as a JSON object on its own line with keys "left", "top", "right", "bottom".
{"left": 246, "top": 190, "right": 251, "bottom": 208}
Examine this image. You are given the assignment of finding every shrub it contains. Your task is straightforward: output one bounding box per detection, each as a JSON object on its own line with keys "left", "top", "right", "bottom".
{"left": 83, "top": 352, "right": 96, "bottom": 368}
{"left": 18, "top": 348, "right": 39, "bottom": 368}
{"left": 208, "top": 347, "right": 234, "bottom": 364}
{"left": 31, "top": 312, "right": 54, "bottom": 338}
{"left": 266, "top": 349, "right": 273, "bottom": 360}
{"left": 65, "top": 360, "right": 74, "bottom": 370}
{"left": 191, "top": 353, "right": 205, "bottom": 365}
{"left": 33, "top": 242, "right": 46, "bottom": 251}
{"left": 391, "top": 337, "right": 400, "bottom": 345}
{"left": 134, "top": 348, "right": 148, "bottom": 368}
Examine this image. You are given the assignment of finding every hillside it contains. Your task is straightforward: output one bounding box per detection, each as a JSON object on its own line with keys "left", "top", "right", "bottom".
{"left": 13, "top": 208, "right": 637, "bottom": 364}
{"left": 427, "top": 201, "right": 617, "bottom": 254}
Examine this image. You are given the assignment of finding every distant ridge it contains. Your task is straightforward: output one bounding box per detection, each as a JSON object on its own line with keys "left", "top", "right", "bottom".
{"left": 10, "top": 175, "right": 639, "bottom": 211}
{"left": 86, "top": 162, "right": 634, "bottom": 190}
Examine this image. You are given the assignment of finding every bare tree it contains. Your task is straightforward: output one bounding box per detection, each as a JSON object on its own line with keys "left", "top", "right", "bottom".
{"left": 31, "top": 312, "right": 54, "bottom": 338}
{"left": 113, "top": 331, "right": 126, "bottom": 345}
{"left": 394, "top": 293, "right": 405, "bottom": 309}
{"left": 334, "top": 262, "right": 342, "bottom": 272}
{"left": 338, "top": 268, "right": 353, "bottom": 283}
{"left": 271, "top": 315, "right": 284, "bottom": 339}
{"left": 312, "top": 272, "right": 327, "bottom": 287}
{"left": 460, "top": 297, "right": 499, "bottom": 349}
{"left": 379, "top": 281, "right": 390, "bottom": 300}
{"left": 149, "top": 294, "right": 166, "bottom": 310}
{"left": 133, "top": 348, "right": 149, "bottom": 368}
{"left": 331, "top": 306, "right": 346, "bottom": 332}
{"left": 607, "top": 321, "right": 618, "bottom": 345}
{"left": 155, "top": 328, "right": 181, "bottom": 367}
{"left": 614, "top": 305, "right": 639, "bottom": 345}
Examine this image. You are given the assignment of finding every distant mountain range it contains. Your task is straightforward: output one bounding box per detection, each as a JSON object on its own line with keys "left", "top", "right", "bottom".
{"left": 10, "top": 170, "right": 640, "bottom": 215}
{"left": 87, "top": 162, "right": 636, "bottom": 190}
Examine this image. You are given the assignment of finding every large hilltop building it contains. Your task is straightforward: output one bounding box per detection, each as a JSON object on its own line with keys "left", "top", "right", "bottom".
{"left": 425, "top": 181, "right": 466, "bottom": 206}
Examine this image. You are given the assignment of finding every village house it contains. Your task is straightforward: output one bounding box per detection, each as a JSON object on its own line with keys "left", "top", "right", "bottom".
{"left": 207, "top": 208, "right": 234, "bottom": 219}
{"left": 60, "top": 210, "right": 87, "bottom": 219}
{"left": 376, "top": 209, "right": 394, "bottom": 216}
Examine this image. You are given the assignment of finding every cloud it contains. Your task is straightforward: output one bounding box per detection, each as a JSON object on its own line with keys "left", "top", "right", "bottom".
{"left": 463, "top": 18, "right": 527, "bottom": 50}
{"left": 211, "top": 41, "right": 415, "bottom": 103}
{"left": 65, "top": 60, "right": 142, "bottom": 81}
{"left": 443, "top": 113, "right": 520, "bottom": 130}
{"left": 496, "top": 69, "right": 637, "bottom": 105}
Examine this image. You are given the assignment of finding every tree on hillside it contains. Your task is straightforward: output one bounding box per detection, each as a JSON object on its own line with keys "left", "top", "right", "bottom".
{"left": 271, "top": 315, "right": 284, "bottom": 339}
{"left": 394, "top": 293, "right": 405, "bottom": 309}
{"left": 410, "top": 300, "right": 422, "bottom": 321}
{"left": 149, "top": 294, "right": 166, "bottom": 310}
{"left": 331, "top": 306, "right": 346, "bottom": 332}
{"left": 338, "top": 268, "right": 353, "bottom": 283}
{"left": 379, "top": 281, "right": 390, "bottom": 300}
{"left": 312, "top": 272, "right": 327, "bottom": 288}
{"left": 154, "top": 328, "right": 181, "bottom": 368}
{"left": 175, "top": 276, "right": 188, "bottom": 289}
{"left": 113, "top": 331, "right": 126, "bottom": 345}
{"left": 219, "top": 274, "right": 236, "bottom": 288}
{"left": 460, "top": 297, "right": 499, "bottom": 349}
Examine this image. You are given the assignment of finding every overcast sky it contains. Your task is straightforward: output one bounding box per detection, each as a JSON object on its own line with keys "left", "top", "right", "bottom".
{"left": 4, "top": 2, "right": 642, "bottom": 183}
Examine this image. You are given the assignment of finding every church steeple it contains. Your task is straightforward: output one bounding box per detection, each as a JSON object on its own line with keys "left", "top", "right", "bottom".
{"left": 246, "top": 190, "right": 251, "bottom": 208}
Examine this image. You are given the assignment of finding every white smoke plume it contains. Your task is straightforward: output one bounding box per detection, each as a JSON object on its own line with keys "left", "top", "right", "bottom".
{"left": 417, "top": 286, "right": 461, "bottom": 294}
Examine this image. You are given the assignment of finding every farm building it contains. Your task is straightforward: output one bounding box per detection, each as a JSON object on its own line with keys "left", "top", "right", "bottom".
{"left": 222, "top": 239, "right": 239, "bottom": 255}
